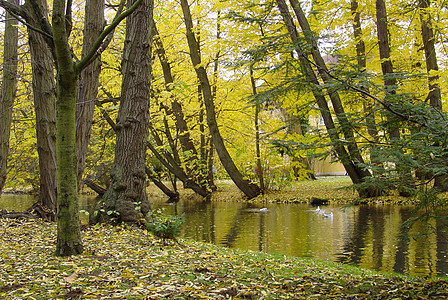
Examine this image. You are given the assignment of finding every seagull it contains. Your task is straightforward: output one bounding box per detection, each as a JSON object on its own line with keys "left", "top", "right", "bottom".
{"left": 314, "top": 206, "right": 321, "bottom": 214}
{"left": 259, "top": 208, "right": 268, "bottom": 213}
{"left": 322, "top": 212, "right": 333, "bottom": 218}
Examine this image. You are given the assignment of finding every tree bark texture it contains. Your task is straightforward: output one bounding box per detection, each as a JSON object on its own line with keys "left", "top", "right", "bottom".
{"left": 27, "top": 0, "right": 58, "bottom": 216}
{"left": 419, "top": 0, "right": 441, "bottom": 110}
{"left": 93, "top": 0, "right": 154, "bottom": 223}
{"left": 250, "top": 69, "right": 265, "bottom": 191}
{"left": 76, "top": 0, "right": 105, "bottom": 186}
{"left": 376, "top": 0, "right": 414, "bottom": 195}
{"left": 180, "top": 0, "right": 261, "bottom": 199}
{"left": 52, "top": 0, "right": 83, "bottom": 256}
{"left": 0, "top": 0, "right": 19, "bottom": 194}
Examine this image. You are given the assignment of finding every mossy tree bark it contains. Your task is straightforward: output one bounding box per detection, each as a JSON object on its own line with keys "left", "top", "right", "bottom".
{"left": 52, "top": 0, "right": 84, "bottom": 256}
{"left": 91, "top": 0, "right": 154, "bottom": 224}
{"left": 0, "top": 0, "right": 18, "bottom": 194}
{"left": 0, "top": 0, "right": 145, "bottom": 255}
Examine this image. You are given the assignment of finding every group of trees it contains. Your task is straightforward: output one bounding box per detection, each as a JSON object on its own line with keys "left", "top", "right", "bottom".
{"left": 0, "top": 0, "right": 447, "bottom": 255}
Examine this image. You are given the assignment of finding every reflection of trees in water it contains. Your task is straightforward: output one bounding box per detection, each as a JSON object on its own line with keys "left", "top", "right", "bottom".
{"left": 338, "top": 206, "right": 407, "bottom": 274}
{"left": 181, "top": 200, "right": 216, "bottom": 244}
{"left": 338, "top": 206, "right": 371, "bottom": 266}
{"left": 337, "top": 205, "right": 444, "bottom": 276}
{"left": 220, "top": 207, "right": 265, "bottom": 249}
{"left": 436, "top": 220, "right": 448, "bottom": 276}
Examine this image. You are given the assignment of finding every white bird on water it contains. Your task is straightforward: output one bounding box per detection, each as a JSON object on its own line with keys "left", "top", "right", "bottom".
{"left": 322, "top": 212, "right": 333, "bottom": 218}
{"left": 314, "top": 206, "right": 333, "bottom": 219}
{"left": 259, "top": 208, "right": 268, "bottom": 213}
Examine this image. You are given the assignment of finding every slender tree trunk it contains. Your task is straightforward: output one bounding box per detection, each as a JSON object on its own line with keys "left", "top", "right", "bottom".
{"left": 76, "top": 0, "right": 105, "bottom": 186}
{"left": 376, "top": 0, "right": 413, "bottom": 195}
{"left": 276, "top": 0, "right": 378, "bottom": 197}
{"left": 180, "top": 0, "right": 261, "bottom": 199}
{"left": 153, "top": 27, "right": 210, "bottom": 191}
{"left": 0, "top": 0, "right": 19, "bottom": 194}
{"left": 277, "top": 107, "right": 316, "bottom": 180}
{"left": 92, "top": 0, "right": 154, "bottom": 224}
{"left": 289, "top": 0, "right": 369, "bottom": 175}
{"left": 147, "top": 124, "right": 210, "bottom": 197}
{"left": 27, "top": 0, "right": 57, "bottom": 217}
{"left": 419, "top": 0, "right": 447, "bottom": 191}
{"left": 250, "top": 69, "right": 265, "bottom": 191}
{"left": 350, "top": 0, "right": 382, "bottom": 175}
{"left": 52, "top": 0, "right": 84, "bottom": 256}
{"left": 375, "top": 0, "right": 400, "bottom": 139}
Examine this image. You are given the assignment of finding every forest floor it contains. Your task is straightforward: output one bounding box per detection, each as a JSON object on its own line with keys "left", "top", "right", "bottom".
{"left": 1, "top": 218, "right": 448, "bottom": 299}
{"left": 2, "top": 177, "right": 448, "bottom": 299}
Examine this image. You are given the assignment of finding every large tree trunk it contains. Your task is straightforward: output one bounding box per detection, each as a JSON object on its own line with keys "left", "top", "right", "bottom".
{"left": 419, "top": 0, "right": 447, "bottom": 191}
{"left": 0, "top": 0, "right": 19, "bottom": 194}
{"left": 180, "top": 0, "right": 261, "bottom": 199}
{"left": 27, "top": 0, "right": 57, "bottom": 218}
{"left": 91, "top": 0, "right": 154, "bottom": 224}
{"left": 76, "top": 0, "right": 105, "bottom": 186}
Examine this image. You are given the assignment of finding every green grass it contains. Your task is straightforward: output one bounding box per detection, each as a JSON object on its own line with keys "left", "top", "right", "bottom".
{"left": 1, "top": 219, "right": 447, "bottom": 299}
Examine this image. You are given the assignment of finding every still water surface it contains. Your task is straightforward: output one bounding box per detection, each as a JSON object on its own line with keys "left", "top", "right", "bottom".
{"left": 1, "top": 194, "right": 447, "bottom": 277}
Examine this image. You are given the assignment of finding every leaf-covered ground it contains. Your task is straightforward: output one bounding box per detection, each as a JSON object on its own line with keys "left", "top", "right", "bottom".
{"left": 1, "top": 219, "right": 448, "bottom": 299}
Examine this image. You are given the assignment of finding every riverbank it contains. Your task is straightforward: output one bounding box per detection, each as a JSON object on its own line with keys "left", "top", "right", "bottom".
{"left": 154, "top": 176, "right": 426, "bottom": 205}
{"left": 1, "top": 219, "right": 447, "bottom": 299}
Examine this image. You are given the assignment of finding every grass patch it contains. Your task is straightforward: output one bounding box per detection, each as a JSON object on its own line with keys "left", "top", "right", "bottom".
{"left": 1, "top": 219, "right": 447, "bottom": 299}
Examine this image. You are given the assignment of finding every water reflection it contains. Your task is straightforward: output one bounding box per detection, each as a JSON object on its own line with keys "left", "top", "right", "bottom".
{"left": 154, "top": 200, "right": 447, "bottom": 277}
{"left": 1, "top": 194, "right": 446, "bottom": 277}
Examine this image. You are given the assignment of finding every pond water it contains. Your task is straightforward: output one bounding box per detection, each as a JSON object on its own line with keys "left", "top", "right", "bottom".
{"left": 1, "top": 193, "right": 447, "bottom": 277}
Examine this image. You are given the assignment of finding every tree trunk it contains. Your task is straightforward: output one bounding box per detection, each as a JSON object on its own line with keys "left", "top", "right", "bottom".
{"left": 147, "top": 124, "right": 210, "bottom": 197}
{"left": 153, "top": 24, "right": 210, "bottom": 192}
{"left": 0, "top": 0, "right": 19, "bottom": 194}
{"left": 27, "top": 0, "right": 57, "bottom": 218}
{"left": 376, "top": 0, "right": 413, "bottom": 195}
{"left": 289, "top": 0, "right": 369, "bottom": 176}
{"left": 250, "top": 68, "right": 265, "bottom": 191}
{"left": 276, "top": 0, "right": 378, "bottom": 197}
{"left": 419, "top": 0, "right": 447, "bottom": 191}
{"left": 350, "top": 0, "right": 382, "bottom": 176}
{"left": 92, "top": 0, "right": 154, "bottom": 224}
{"left": 52, "top": 0, "right": 84, "bottom": 256}
{"left": 76, "top": 0, "right": 105, "bottom": 186}
{"left": 180, "top": 0, "right": 261, "bottom": 199}
{"left": 375, "top": 0, "right": 400, "bottom": 139}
